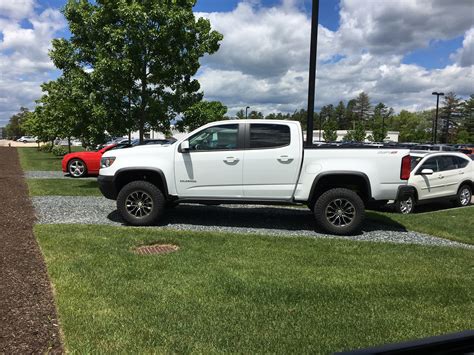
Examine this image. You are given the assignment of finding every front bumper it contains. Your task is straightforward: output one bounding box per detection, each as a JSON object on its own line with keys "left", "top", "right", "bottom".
{"left": 97, "top": 175, "right": 117, "bottom": 200}
{"left": 396, "top": 185, "right": 416, "bottom": 201}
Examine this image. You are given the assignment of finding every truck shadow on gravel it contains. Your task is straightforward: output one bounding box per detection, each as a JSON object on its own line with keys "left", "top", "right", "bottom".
{"left": 107, "top": 204, "right": 409, "bottom": 236}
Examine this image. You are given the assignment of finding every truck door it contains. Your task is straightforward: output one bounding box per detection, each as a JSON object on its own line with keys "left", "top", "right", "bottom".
{"left": 175, "top": 123, "right": 244, "bottom": 198}
{"left": 242, "top": 123, "right": 301, "bottom": 199}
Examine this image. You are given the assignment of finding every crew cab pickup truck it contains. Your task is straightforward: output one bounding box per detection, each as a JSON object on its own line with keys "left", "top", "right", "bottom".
{"left": 98, "top": 120, "right": 411, "bottom": 235}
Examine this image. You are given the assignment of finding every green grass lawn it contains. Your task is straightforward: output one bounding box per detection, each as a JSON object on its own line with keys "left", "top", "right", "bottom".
{"left": 36, "top": 224, "right": 473, "bottom": 353}
{"left": 18, "top": 147, "right": 85, "bottom": 171}
{"left": 368, "top": 206, "right": 474, "bottom": 245}
{"left": 27, "top": 178, "right": 101, "bottom": 196}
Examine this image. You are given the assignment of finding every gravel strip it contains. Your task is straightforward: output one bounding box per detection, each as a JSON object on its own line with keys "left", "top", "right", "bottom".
{"left": 33, "top": 196, "right": 473, "bottom": 249}
{"left": 25, "top": 171, "right": 96, "bottom": 180}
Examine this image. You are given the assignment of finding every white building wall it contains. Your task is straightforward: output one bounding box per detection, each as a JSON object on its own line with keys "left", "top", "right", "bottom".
{"left": 305, "top": 130, "right": 399, "bottom": 143}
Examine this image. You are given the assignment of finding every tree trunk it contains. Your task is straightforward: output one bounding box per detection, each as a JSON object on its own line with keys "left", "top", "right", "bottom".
{"left": 139, "top": 117, "right": 144, "bottom": 144}
{"left": 68, "top": 136, "right": 71, "bottom": 154}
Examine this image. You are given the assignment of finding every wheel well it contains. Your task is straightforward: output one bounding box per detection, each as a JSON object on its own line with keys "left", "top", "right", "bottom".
{"left": 459, "top": 180, "right": 473, "bottom": 191}
{"left": 114, "top": 169, "right": 168, "bottom": 198}
{"left": 308, "top": 174, "right": 371, "bottom": 207}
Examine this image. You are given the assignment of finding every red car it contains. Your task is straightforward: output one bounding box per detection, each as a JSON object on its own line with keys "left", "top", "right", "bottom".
{"left": 62, "top": 144, "right": 120, "bottom": 178}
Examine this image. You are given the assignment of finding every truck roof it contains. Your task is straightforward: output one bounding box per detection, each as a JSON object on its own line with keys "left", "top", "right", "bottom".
{"left": 207, "top": 119, "right": 300, "bottom": 125}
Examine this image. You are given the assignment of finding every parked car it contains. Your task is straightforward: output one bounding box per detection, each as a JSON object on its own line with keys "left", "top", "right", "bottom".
{"left": 394, "top": 152, "right": 473, "bottom": 213}
{"left": 98, "top": 119, "right": 412, "bottom": 235}
{"left": 96, "top": 138, "right": 176, "bottom": 150}
{"left": 17, "top": 136, "right": 38, "bottom": 143}
{"left": 62, "top": 143, "right": 132, "bottom": 178}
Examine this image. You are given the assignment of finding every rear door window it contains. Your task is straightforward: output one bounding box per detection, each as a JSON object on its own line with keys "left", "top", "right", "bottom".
{"left": 438, "top": 156, "right": 458, "bottom": 171}
{"left": 248, "top": 124, "right": 290, "bottom": 149}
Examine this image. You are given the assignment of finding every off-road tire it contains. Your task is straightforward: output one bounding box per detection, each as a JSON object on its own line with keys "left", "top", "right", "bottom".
{"left": 117, "top": 181, "right": 166, "bottom": 226}
{"left": 313, "top": 188, "right": 365, "bottom": 235}
{"left": 454, "top": 184, "right": 472, "bottom": 207}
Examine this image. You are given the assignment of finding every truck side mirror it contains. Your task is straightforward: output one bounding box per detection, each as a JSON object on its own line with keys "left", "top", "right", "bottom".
{"left": 420, "top": 168, "right": 433, "bottom": 175}
{"left": 180, "top": 140, "right": 190, "bottom": 152}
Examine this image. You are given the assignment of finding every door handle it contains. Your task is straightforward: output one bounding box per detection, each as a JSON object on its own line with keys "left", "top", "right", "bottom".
{"left": 277, "top": 155, "right": 294, "bottom": 163}
{"left": 459, "top": 171, "right": 465, "bottom": 175}
{"left": 438, "top": 175, "right": 444, "bottom": 179}
{"left": 224, "top": 157, "right": 239, "bottom": 164}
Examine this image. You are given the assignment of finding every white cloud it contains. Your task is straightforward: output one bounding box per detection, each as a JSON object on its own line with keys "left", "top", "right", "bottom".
{"left": 0, "top": 0, "right": 36, "bottom": 20}
{"left": 198, "top": 3, "right": 338, "bottom": 78}
{"left": 197, "top": 0, "right": 474, "bottom": 116}
{"left": 337, "top": 0, "right": 474, "bottom": 56}
{"left": 0, "top": 2, "right": 65, "bottom": 126}
{"left": 451, "top": 28, "right": 474, "bottom": 67}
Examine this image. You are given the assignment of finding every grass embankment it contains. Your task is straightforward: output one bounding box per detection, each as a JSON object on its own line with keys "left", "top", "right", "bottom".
{"left": 368, "top": 207, "right": 474, "bottom": 245}
{"left": 27, "top": 179, "right": 101, "bottom": 196}
{"left": 18, "top": 147, "right": 84, "bottom": 171}
{"left": 36, "top": 224, "right": 473, "bottom": 353}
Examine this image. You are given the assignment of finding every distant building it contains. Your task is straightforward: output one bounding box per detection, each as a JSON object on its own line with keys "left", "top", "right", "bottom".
{"left": 304, "top": 130, "right": 400, "bottom": 143}
{"left": 128, "top": 125, "right": 188, "bottom": 141}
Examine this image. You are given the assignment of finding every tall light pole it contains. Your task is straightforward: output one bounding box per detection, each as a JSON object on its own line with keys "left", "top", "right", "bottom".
{"left": 432, "top": 92, "right": 444, "bottom": 144}
{"left": 245, "top": 106, "right": 250, "bottom": 119}
{"left": 306, "top": 0, "right": 319, "bottom": 146}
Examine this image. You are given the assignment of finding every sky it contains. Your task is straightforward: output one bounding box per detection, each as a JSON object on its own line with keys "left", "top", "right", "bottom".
{"left": 0, "top": 0, "right": 473, "bottom": 127}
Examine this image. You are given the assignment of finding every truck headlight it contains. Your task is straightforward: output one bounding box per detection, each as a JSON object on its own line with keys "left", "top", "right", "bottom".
{"left": 101, "top": 157, "right": 116, "bottom": 168}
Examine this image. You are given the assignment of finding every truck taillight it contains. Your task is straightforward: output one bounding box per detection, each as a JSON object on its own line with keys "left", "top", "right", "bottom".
{"left": 400, "top": 155, "right": 411, "bottom": 180}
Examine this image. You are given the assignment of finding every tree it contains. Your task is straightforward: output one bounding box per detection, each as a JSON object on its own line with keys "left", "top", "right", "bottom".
{"left": 290, "top": 109, "right": 314, "bottom": 131}
{"left": 52, "top": 0, "right": 223, "bottom": 143}
{"left": 461, "top": 94, "right": 474, "bottom": 141}
{"left": 345, "top": 99, "right": 357, "bottom": 130}
{"left": 344, "top": 121, "right": 366, "bottom": 142}
{"left": 440, "top": 92, "right": 462, "bottom": 143}
{"left": 372, "top": 103, "right": 393, "bottom": 142}
{"left": 389, "top": 110, "right": 431, "bottom": 143}
{"left": 5, "top": 107, "right": 29, "bottom": 139}
{"left": 247, "top": 111, "right": 264, "bottom": 120}
{"left": 354, "top": 92, "right": 372, "bottom": 124}
{"left": 335, "top": 101, "right": 348, "bottom": 129}
{"left": 319, "top": 104, "right": 335, "bottom": 128}
{"left": 235, "top": 109, "right": 245, "bottom": 119}
{"left": 177, "top": 101, "right": 227, "bottom": 131}
{"left": 323, "top": 118, "right": 338, "bottom": 142}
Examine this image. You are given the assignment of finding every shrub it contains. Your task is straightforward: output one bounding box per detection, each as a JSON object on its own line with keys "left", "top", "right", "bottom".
{"left": 40, "top": 142, "right": 53, "bottom": 152}
{"left": 51, "top": 145, "right": 67, "bottom": 156}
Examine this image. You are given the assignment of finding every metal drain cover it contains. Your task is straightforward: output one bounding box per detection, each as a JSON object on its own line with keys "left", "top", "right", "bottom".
{"left": 134, "top": 244, "right": 179, "bottom": 255}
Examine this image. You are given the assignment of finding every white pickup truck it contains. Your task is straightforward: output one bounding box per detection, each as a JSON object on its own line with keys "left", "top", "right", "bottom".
{"left": 98, "top": 120, "right": 412, "bottom": 235}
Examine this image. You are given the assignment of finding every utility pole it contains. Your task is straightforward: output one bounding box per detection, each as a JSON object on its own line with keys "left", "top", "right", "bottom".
{"left": 306, "top": 0, "right": 319, "bottom": 147}
{"left": 432, "top": 92, "right": 444, "bottom": 144}
{"left": 245, "top": 106, "right": 250, "bottom": 119}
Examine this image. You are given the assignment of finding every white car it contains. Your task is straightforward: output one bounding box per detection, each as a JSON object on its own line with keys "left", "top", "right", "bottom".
{"left": 17, "top": 136, "right": 37, "bottom": 143}
{"left": 395, "top": 151, "right": 473, "bottom": 213}
{"left": 98, "top": 119, "right": 412, "bottom": 235}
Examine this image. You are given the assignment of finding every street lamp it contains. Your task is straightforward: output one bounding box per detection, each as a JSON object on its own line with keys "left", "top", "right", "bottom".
{"left": 245, "top": 106, "right": 250, "bottom": 119}
{"left": 306, "top": 0, "right": 320, "bottom": 146}
{"left": 432, "top": 92, "right": 444, "bottom": 144}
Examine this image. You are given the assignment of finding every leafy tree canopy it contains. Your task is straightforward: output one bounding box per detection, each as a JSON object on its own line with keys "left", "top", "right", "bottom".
{"left": 177, "top": 100, "right": 227, "bottom": 132}
{"left": 50, "top": 0, "right": 223, "bottom": 142}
